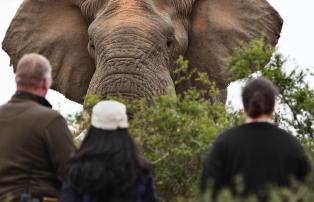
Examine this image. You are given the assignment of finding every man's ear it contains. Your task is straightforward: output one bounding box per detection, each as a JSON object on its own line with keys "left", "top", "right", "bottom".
{"left": 243, "top": 106, "right": 247, "bottom": 113}
{"left": 272, "top": 101, "right": 276, "bottom": 112}
{"left": 41, "top": 78, "right": 50, "bottom": 93}
{"left": 2, "top": 0, "right": 95, "bottom": 103}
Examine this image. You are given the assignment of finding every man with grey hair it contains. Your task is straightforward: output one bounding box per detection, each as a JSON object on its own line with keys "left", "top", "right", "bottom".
{"left": 0, "top": 53, "right": 75, "bottom": 201}
{"left": 15, "top": 53, "right": 53, "bottom": 92}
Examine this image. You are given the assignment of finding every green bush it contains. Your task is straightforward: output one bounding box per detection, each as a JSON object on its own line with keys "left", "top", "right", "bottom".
{"left": 67, "top": 38, "right": 314, "bottom": 201}
{"left": 127, "top": 90, "right": 242, "bottom": 201}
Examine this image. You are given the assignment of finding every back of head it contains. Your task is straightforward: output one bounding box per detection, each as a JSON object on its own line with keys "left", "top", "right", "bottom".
{"left": 242, "top": 78, "right": 278, "bottom": 118}
{"left": 15, "top": 53, "right": 52, "bottom": 88}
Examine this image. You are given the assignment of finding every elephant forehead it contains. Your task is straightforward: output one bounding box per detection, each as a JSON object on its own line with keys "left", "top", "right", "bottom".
{"left": 119, "top": 0, "right": 138, "bottom": 7}
{"left": 106, "top": 0, "right": 142, "bottom": 11}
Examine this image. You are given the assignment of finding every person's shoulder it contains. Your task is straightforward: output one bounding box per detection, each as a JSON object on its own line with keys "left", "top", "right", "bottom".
{"left": 269, "top": 124, "right": 304, "bottom": 148}
{"left": 209, "top": 125, "right": 241, "bottom": 148}
{"left": 34, "top": 104, "right": 61, "bottom": 118}
{"left": 26, "top": 101, "right": 65, "bottom": 126}
{"left": 0, "top": 102, "right": 9, "bottom": 112}
{"left": 216, "top": 125, "right": 245, "bottom": 140}
{"left": 214, "top": 123, "right": 264, "bottom": 147}
{"left": 268, "top": 123, "right": 295, "bottom": 138}
{"left": 60, "top": 182, "right": 83, "bottom": 202}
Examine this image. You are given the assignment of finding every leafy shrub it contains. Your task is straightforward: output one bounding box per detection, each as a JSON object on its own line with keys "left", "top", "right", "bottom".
{"left": 67, "top": 38, "right": 314, "bottom": 201}
{"left": 127, "top": 90, "right": 242, "bottom": 201}
{"left": 228, "top": 37, "right": 314, "bottom": 138}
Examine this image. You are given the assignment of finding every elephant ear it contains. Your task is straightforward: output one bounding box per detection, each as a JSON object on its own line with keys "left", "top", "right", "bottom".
{"left": 185, "top": 0, "right": 283, "bottom": 90}
{"left": 2, "top": 0, "right": 95, "bottom": 103}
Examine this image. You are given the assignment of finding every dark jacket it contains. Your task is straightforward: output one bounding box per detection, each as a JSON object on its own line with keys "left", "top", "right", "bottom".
{"left": 0, "top": 92, "right": 75, "bottom": 201}
{"left": 200, "top": 122, "right": 311, "bottom": 201}
{"left": 60, "top": 176, "right": 157, "bottom": 202}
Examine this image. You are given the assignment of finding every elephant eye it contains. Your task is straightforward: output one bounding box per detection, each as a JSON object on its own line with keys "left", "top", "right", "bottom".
{"left": 90, "top": 43, "right": 95, "bottom": 50}
{"left": 166, "top": 37, "right": 174, "bottom": 48}
{"left": 89, "top": 38, "right": 95, "bottom": 50}
{"left": 88, "top": 37, "right": 96, "bottom": 57}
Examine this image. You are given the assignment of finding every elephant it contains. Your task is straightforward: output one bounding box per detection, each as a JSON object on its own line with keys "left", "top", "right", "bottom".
{"left": 2, "top": 0, "right": 283, "bottom": 103}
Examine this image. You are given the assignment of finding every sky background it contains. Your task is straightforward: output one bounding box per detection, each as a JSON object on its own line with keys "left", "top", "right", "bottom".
{"left": 0, "top": 0, "right": 313, "bottom": 116}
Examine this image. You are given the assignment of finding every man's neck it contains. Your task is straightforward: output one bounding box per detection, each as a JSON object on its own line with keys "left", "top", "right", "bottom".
{"left": 245, "top": 114, "right": 273, "bottom": 124}
{"left": 14, "top": 90, "right": 52, "bottom": 108}
{"left": 16, "top": 86, "right": 47, "bottom": 97}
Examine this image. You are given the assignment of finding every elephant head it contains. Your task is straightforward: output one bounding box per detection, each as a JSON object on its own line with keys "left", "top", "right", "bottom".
{"left": 2, "top": 0, "right": 282, "bottom": 103}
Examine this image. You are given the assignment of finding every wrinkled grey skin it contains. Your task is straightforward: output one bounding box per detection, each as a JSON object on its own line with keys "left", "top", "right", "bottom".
{"left": 2, "top": 0, "right": 283, "bottom": 103}
{"left": 87, "top": 4, "right": 178, "bottom": 99}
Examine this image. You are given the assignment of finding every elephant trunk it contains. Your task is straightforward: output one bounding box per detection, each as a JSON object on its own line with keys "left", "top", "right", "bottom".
{"left": 87, "top": 25, "right": 175, "bottom": 101}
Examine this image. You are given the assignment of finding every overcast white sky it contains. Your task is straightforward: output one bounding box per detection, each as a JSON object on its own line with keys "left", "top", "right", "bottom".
{"left": 0, "top": 0, "right": 313, "bottom": 115}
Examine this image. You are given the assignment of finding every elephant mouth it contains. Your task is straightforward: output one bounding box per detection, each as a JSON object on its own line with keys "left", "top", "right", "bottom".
{"left": 99, "top": 72, "right": 155, "bottom": 99}
{"left": 90, "top": 71, "right": 173, "bottom": 101}
{"left": 88, "top": 55, "right": 174, "bottom": 101}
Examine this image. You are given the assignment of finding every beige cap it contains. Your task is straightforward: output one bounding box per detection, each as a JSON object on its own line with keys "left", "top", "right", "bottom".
{"left": 91, "top": 100, "right": 128, "bottom": 130}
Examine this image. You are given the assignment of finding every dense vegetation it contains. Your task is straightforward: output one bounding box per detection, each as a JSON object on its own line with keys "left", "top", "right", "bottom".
{"left": 67, "top": 38, "right": 314, "bottom": 202}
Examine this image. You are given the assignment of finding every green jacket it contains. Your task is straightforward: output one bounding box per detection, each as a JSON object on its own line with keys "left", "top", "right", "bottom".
{"left": 0, "top": 92, "right": 75, "bottom": 201}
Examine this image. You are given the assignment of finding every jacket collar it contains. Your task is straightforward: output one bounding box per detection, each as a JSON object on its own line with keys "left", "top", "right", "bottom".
{"left": 13, "top": 91, "right": 52, "bottom": 108}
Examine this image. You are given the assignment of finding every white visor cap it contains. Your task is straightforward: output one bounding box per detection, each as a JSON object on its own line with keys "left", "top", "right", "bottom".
{"left": 91, "top": 100, "right": 129, "bottom": 130}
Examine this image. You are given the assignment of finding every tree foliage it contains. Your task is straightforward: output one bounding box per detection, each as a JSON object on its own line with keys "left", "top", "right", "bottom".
{"left": 228, "top": 37, "right": 314, "bottom": 138}
{"left": 66, "top": 37, "right": 314, "bottom": 201}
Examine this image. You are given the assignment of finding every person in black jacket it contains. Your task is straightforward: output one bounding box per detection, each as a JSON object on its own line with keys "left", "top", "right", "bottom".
{"left": 0, "top": 54, "right": 74, "bottom": 202}
{"left": 60, "top": 100, "right": 157, "bottom": 202}
{"left": 200, "top": 78, "right": 311, "bottom": 201}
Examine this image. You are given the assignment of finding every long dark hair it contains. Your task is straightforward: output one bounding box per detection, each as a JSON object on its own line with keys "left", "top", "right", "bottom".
{"left": 242, "top": 78, "right": 278, "bottom": 118}
{"left": 66, "top": 127, "right": 152, "bottom": 201}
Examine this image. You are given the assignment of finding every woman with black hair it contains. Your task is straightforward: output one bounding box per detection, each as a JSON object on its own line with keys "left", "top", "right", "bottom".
{"left": 60, "top": 100, "right": 157, "bottom": 202}
{"left": 200, "top": 78, "right": 311, "bottom": 201}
